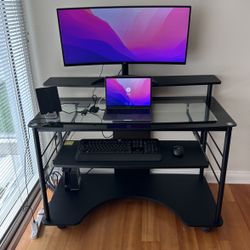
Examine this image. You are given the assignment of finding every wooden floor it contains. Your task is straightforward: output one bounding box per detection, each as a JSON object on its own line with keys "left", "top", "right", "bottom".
{"left": 16, "top": 184, "right": 250, "bottom": 250}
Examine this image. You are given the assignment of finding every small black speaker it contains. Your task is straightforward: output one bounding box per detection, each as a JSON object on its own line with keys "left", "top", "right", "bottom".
{"left": 36, "top": 86, "right": 62, "bottom": 115}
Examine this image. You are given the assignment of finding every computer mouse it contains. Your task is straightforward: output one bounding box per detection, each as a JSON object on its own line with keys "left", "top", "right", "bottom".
{"left": 172, "top": 145, "right": 184, "bottom": 157}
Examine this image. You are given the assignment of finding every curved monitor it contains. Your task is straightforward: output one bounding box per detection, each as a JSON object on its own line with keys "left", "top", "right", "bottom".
{"left": 57, "top": 6, "right": 191, "bottom": 66}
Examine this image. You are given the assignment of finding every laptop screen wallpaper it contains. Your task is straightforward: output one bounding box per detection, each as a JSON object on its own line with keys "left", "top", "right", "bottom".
{"left": 106, "top": 78, "right": 151, "bottom": 107}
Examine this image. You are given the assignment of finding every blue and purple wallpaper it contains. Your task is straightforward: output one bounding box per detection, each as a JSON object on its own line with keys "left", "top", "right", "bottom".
{"left": 57, "top": 7, "right": 191, "bottom": 65}
{"left": 106, "top": 78, "right": 151, "bottom": 106}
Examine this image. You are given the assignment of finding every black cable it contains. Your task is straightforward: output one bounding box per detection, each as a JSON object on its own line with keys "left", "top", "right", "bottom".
{"left": 82, "top": 168, "right": 94, "bottom": 181}
{"left": 61, "top": 103, "right": 82, "bottom": 115}
{"left": 92, "top": 94, "right": 98, "bottom": 107}
{"left": 92, "top": 65, "right": 104, "bottom": 97}
{"left": 90, "top": 65, "right": 105, "bottom": 113}
{"left": 51, "top": 170, "right": 62, "bottom": 177}
{"left": 117, "top": 66, "right": 122, "bottom": 76}
{"left": 88, "top": 112, "right": 113, "bottom": 139}
{"left": 50, "top": 171, "right": 61, "bottom": 188}
{"left": 61, "top": 103, "right": 80, "bottom": 106}
{"left": 99, "top": 64, "right": 104, "bottom": 77}
{"left": 102, "top": 131, "right": 113, "bottom": 139}
{"left": 46, "top": 179, "right": 56, "bottom": 191}
{"left": 68, "top": 111, "right": 86, "bottom": 140}
{"left": 47, "top": 139, "right": 61, "bottom": 190}
{"left": 85, "top": 168, "right": 93, "bottom": 175}
{"left": 46, "top": 168, "right": 63, "bottom": 191}
{"left": 61, "top": 110, "right": 76, "bottom": 114}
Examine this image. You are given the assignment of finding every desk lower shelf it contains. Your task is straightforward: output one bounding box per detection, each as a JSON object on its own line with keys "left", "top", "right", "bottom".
{"left": 53, "top": 140, "right": 208, "bottom": 169}
{"left": 45, "top": 174, "right": 222, "bottom": 228}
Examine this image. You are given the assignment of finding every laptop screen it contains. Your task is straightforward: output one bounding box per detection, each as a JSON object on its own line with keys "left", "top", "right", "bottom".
{"left": 105, "top": 77, "right": 151, "bottom": 108}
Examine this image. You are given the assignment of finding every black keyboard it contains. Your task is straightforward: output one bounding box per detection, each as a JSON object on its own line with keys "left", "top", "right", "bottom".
{"left": 75, "top": 139, "right": 162, "bottom": 162}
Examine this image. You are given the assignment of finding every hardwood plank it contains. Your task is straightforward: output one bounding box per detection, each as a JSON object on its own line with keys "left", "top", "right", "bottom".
{"left": 218, "top": 240, "right": 232, "bottom": 250}
{"left": 219, "top": 202, "right": 250, "bottom": 250}
{"left": 157, "top": 204, "right": 179, "bottom": 250}
{"left": 195, "top": 228, "right": 222, "bottom": 249}
{"left": 41, "top": 226, "right": 70, "bottom": 250}
{"left": 142, "top": 242, "right": 160, "bottom": 250}
{"left": 101, "top": 200, "right": 127, "bottom": 250}
{"left": 175, "top": 220, "right": 199, "bottom": 250}
{"left": 67, "top": 202, "right": 110, "bottom": 250}
{"left": 141, "top": 200, "right": 160, "bottom": 242}
{"left": 230, "top": 184, "right": 250, "bottom": 230}
{"left": 120, "top": 199, "right": 142, "bottom": 250}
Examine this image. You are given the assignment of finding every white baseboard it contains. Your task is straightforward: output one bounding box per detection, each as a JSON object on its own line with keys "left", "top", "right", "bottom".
{"left": 206, "top": 170, "right": 250, "bottom": 184}
{"left": 85, "top": 169, "right": 250, "bottom": 184}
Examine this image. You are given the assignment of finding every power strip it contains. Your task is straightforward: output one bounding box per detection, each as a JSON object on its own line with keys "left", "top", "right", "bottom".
{"left": 31, "top": 208, "right": 44, "bottom": 239}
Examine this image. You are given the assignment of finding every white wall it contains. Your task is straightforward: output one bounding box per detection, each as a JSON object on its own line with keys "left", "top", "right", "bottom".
{"left": 23, "top": 0, "right": 250, "bottom": 176}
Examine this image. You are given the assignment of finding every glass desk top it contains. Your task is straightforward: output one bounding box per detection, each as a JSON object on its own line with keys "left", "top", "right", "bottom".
{"left": 60, "top": 102, "right": 216, "bottom": 124}
{"left": 30, "top": 98, "right": 217, "bottom": 125}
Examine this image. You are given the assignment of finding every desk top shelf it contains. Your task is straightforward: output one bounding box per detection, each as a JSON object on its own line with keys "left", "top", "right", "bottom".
{"left": 28, "top": 96, "right": 236, "bottom": 132}
{"left": 44, "top": 75, "right": 221, "bottom": 88}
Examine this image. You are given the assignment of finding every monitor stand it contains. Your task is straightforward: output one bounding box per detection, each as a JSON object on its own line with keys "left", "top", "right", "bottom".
{"left": 92, "top": 63, "right": 129, "bottom": 86}
{"left": 122, "top": 62, "right": 129, "bottom": 75}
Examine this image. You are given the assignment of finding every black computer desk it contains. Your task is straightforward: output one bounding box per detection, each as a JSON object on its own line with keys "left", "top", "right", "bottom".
{"left": 29, "top": 77, "right": 236, "bottom": 231}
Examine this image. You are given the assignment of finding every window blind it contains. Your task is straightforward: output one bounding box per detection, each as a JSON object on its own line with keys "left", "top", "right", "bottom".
{"left": 0, "top": 0, "right": 38, "bottom": 242}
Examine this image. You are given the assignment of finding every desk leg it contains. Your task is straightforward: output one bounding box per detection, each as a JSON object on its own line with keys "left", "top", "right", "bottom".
{"left": 32, "top": 128, "right": 50, "bottom": 221}
{"left": 199, "top": 131, "right": 208, "bottom": 177}
{"left": 214, "top": 127, "right": 232, "bottom": 224}
{"left": 200, "top": 85, "right": 213, "bottom": 177}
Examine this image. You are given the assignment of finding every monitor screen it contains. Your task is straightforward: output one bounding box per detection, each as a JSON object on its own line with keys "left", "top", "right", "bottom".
{"left": 105, "top": 77, "right": 151, "bottom": 107}
{"left": 57, "top": 6, "right": 191, "bottom": 65}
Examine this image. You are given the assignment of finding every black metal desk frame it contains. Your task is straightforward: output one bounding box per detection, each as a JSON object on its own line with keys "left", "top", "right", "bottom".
{"left": 29, "top": 75, "right": 236, "bottom": 231}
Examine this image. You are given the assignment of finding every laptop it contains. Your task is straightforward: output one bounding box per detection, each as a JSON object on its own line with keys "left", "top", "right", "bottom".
{"left": 103, "top": 76, "right": 152, "bottom": 122}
